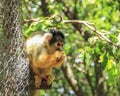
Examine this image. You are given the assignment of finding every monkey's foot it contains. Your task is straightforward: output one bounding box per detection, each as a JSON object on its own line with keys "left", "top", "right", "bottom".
{"left": 45, "top": 75, "right": 55, "bottom": 85}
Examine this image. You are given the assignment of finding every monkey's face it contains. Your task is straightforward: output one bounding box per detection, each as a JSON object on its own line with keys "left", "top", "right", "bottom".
{"left": 47, "top": 41, "right": 64, "bottom": 53}
{"left": 44, "top": 29, "right": 65, "bottom": 54}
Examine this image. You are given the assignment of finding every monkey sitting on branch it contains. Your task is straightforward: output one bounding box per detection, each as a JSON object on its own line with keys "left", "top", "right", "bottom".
{"left": 25, "top": 29, "right": 66, "bottom": 89}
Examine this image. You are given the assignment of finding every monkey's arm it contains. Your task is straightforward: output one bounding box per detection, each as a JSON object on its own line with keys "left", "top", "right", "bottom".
{"left": 32, "top": 51, "right": 66, "bottom": 69}
{"left": 32, "top": 53, "right": 55, "bottom": 68}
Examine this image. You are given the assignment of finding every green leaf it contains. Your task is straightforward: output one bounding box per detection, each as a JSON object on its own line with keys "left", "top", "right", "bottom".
{"left": 106, "top": 59, "right": 115, "bottom": 70}
{"left": 99, "top": 53, "right": 108, "bottom": 70}
{"left": 40, "top": 90, "right": 45, "bottom": 95}
{"left": 107, "top": 66, "right": 118, "bottom": 85}
{"left": 95, "top": 43, "right": 101, "bottom": 54}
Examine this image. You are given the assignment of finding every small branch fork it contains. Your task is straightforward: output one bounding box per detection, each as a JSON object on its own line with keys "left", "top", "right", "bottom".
{"left": 63, "top": 20, "right": 119, "bottom": 48}
{"left": 24, "top": 16, "right": 119, "bottom": 48}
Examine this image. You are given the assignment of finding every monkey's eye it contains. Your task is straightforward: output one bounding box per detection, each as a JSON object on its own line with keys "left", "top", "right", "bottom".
{"left": 57, "top": 43, "right": 60, "bottom": 46}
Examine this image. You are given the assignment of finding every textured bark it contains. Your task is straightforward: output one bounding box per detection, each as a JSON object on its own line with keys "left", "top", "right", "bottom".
{"left": 94, "top": 55, "right": 105, "bottom": 96}
{"left": 1, "top": 0, "right": 29, "bottom": 95}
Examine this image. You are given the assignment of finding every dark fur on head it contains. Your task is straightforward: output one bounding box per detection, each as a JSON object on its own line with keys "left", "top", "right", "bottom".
{"left": 48, "top": 29, "right": 65, "bottom": 45}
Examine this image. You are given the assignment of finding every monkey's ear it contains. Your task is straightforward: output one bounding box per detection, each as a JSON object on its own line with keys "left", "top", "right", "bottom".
{"left": 43, "top": 33, "right": 53, "bottom": 43}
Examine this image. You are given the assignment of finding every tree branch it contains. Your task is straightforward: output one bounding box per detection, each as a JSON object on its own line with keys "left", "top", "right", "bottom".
{"left": 94, "top": 55, "right": 105, "bottom": 96}
{"left": 56, "top": 0, "right": 91, "bottom": 41}
{"left": 73, "top": 64, "right": 95, "bottom": 95}
{"left": 73, "top": 0, "right": 78, "bottom": 19}
{"left": 41, "top": 0, "right": 50, "bottom": 16}
{"left": 61, "top": 62, "right": 85, "bottom": 96}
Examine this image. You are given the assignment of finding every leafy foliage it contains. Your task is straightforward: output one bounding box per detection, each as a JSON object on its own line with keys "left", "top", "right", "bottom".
{"left": 21, "top": 0, "right": 120, "bottom": 96}
{"left": 24, "top": 15, "right": 64, "bottom": 37}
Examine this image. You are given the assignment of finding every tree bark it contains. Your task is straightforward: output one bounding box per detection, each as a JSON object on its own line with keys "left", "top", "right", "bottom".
{"left": 94, "top": 55, "right": 105, "bottom": 96}
{"left": 1, "top": 0, "right": 29, "bottom": 95}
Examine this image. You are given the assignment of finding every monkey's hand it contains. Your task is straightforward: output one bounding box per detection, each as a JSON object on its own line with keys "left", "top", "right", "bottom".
{"left": 51, "top": 51, "right": 66, "bottom": 68}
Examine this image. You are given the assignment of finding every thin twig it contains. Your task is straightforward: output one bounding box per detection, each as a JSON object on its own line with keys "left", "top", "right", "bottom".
{"left": 23, "top": 18, "right": 39, "bottom": 23}
{"left": 23, "top": 18, "right": 119, "bottom": 48}
{"left": 73, "top": 64, "right": 87, "bottom": 74}
{"left": 0, "top": 15, "right": 3, "bottom": 18}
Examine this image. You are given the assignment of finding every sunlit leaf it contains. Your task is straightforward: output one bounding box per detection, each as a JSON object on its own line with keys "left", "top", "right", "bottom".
{"left": 99, "top": 53, "right": 108, "bottom": 69}
{"left": 106, "top": 59, "right": 113, "bottom": 70}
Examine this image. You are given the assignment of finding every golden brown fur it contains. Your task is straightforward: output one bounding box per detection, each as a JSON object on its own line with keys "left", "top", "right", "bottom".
{"left": 25, "top": 31, "right": 66, "bottom": 89}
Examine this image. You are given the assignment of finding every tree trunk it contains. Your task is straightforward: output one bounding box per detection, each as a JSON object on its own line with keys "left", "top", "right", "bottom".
{"left": 0, "top": 0, "right": 29, "bottom": 95}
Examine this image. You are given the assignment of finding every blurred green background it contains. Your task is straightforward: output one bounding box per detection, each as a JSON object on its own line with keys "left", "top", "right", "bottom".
{"left": 22, "top": 0, "right": 120, "bottom": 96}
{"left": 1, "top": 0, "right": 120, "bottom": 96}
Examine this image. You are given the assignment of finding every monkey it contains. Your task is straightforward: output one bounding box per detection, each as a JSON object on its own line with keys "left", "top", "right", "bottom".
{"left": 25, "top": 29, "right": 66, "bottom": 88}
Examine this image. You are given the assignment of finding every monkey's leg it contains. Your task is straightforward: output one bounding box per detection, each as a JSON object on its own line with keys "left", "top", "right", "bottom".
{"left": 31, "top": 65, "right": 42, "bottom": 88}
{"left": 34, "top": 75, "right": 42, "bottom": 88}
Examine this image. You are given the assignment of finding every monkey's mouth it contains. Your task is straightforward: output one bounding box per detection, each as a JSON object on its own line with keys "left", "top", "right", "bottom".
{"left": 47, "top": 48, "right": 62, "bottom": 54}
{"left": 56, "top": 48, "right": 62, "bottom": 51}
